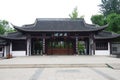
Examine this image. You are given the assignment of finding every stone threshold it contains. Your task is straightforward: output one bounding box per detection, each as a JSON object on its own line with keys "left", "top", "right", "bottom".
{"left": 0, "top": 64, "right": 108, "bottom": 68}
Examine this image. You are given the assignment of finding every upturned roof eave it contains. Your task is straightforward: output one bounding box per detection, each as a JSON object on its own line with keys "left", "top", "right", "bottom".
{"left": 13, "top": 25, "right": 107, "bottom": 33}
{"left": 0, "top": 34, "right": 26, "bottom": 40}
{"left": 0, "top": 37, "right": 26, "bottom": 40}
{"left": 95, "top": 35, "right": 120, "bottom": 40}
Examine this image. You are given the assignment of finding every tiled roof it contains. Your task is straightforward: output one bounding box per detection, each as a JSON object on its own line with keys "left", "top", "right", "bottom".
{"left": 13, "top": 18, "right": 107, "bottom": 32}
{"left": 1, "top": 30, "right": 119, "bottom": 40}
{"left": 0, "top": 40, "right": 7, "bottom": 46}
{"left": 0, "top": 32, "right": 26, "bottom": 40}
{"left": 2, "top": 18, "right": 118, "bottom": 40}
{"left": 95, "top": 31, "right": 120, "bottom": 39}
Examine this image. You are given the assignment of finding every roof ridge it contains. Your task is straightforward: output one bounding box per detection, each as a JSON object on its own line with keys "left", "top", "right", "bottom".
{"left": 102, "top": 31, "right": 119, "bottom": 35}
{"left": 36, "top": 18, "right": 84, "bottom": 21}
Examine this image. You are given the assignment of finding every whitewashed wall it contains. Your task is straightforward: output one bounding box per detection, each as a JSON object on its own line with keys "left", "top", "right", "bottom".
{"left": 4, "top": 45, "right": 10, "bottom": 57}
{"left": 111, "top": 42, "right": 120, "bottom": 55}
{"left": 10, "top": 42, "right": 26, "bottom": 56}
{"left": 95, "top": 42, "right": 110, "bottom": 55}
{"left": 27, "top": 38, "right": 31, "bottom": 56}
{"left": 0, "top": 49, "right": 3, "bottom": 57}
{"left": 3, "top": 46, "right": 6, "bottom": 57}
{"left": 11, "top": 51, "right": 26, "bottom": 56}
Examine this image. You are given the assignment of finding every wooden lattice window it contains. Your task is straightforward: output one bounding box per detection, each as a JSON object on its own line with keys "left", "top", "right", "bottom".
{"left": 96, "top": 42, "right": 108, "bottom": 50}
{"left": 12, "top": 40, "right": 26, "bottom": 51}
{"left": 0, "top": 47, "right": 2, "bottom": 51}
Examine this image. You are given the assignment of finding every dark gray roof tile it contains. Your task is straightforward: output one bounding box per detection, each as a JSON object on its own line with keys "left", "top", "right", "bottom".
{"left": 14, "top": 18, "right": 107, "bottom": 32}
{"left": 0, "top": 32, "right": 26, "bottom": 40}
{"left": 95, "top": 31, "right": 120, "bottom": 39}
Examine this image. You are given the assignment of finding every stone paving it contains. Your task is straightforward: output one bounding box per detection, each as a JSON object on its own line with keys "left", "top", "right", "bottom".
{"left": 0, "top": 55, "right": 120, "bottom": 65}
{"left": 0, "top": 68, "right": 120, "bottom": 80}
{"left": 107, "top": 63, "right": 120, "bottom": 70}
{"left": 0, "top": 56, "right": 120, "bottom": 80}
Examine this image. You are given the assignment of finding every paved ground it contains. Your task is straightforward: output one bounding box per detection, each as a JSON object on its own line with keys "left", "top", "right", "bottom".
{"left": 0, "top": 55, "right": 120, "bottom": 80}
{"left": 0, "top": 68, "right": 120, "bottom": 80}
{"left": 0, "top": 55, "right": 120, "bottom": 65}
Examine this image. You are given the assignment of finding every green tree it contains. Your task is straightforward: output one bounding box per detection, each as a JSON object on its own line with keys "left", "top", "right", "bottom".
{"left": 106, "top": 13, "right": 120, "bottom": 33}
{"left": 91, "top": 0, "right": 120, "bottom": 33}
{"left": 69, "top": 7, "right": 84, "bottom": 19}
{"left": 91, "top": 13, "right": 120, "bottom": 33}
{"left": 0, "top": 20, "right": 15, "bottom": 34}
{"left": 0, "top": 25, "right": 5, "bottom": 34}
{"left": 69, "top": 7, "right": 78, "bottom": 19}
{"left": 99, "top": 0, "right": 120, "bottom": 16}
{"left": 91, "top": 15, "right": 107, "bottom": 26}
{"left": 0, "top": 20, "right": 8, "bottom": 34}
{"left": 69, "top": 7, "right": 85, "bottom": 54}
{"left": 78, "top": 42, "right": 85, "bottom": 55}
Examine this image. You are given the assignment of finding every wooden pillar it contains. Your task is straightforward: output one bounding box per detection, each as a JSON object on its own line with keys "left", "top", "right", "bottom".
{"left": 27, "top": 38, "right": 29, "bottom": 56}
{"left": 45, "top": 39, "right": 48, "bottom": 55}
{"left": 84, "top": 39, "right": 88, "bottom": 55}
{"left": 89, "top": 34, "right": 94, "bottom": 55}
{"left": 43, "top": 38, "right": 45, "bottom": 54}
{"left": 27, "top": 36, "right": 31, "bottom": 56}
{"left": 89, "top": 38, "right": 92, "bottom": 55}
{"left": 110, "top": 41, "right": 112, "bottom": 55}
{"left": 2, "top": 46, "right": 4, "bottom": 57}
{"left": 3, "top": 46, "right": 6, "bottom": 57}
{"left": 93, "top": 39, "right": 96, "bottom": 55}
{"left": 67, "top": 37, "right": 69, "bottom": 55}
{"left": 86, "top": 39, "right": 89, "bottom": 55}
{"left": 51, "top": 33, "right": 54, "bottom": 55}
{"left": 76, "top": 36, "right": 78, "bottom": 54}
{"left": 42, "top": 33, "right": 46, "bottom": 55}
{"left": 4, "top": 44, "right": 9, "bottom": 57}
{"left": 10, "top": 42, "right": 12, "bottom": 55}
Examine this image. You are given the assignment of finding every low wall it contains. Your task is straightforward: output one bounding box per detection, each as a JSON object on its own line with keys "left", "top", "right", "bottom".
{"left": 11, "top": 51, "right": 26, "bottom": 56}
{"left": 95, "top": 50, "right": 110, "bottom": 55}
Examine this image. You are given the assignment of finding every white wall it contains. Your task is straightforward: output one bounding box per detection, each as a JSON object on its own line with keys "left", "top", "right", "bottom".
{"left": 4, "top": 45, "right": 10, "bottom": 57}
{"left": 12, "top": 51, "right": 26, "bottom": 56}
{"left": 3, "top": 46, "right": 6, "bottom": 57}
{"left": 27, "top": 38, "right": 31, "bottom": 56}
{"left": 10, "top": 42, "right": 26, "bottom": 57}
{"left": 111, "top": 42, "right": 120, "bottom": 54}
{"left": 0, "top": 49, "right": 3, "bottom": 57}
{"left": 95, "top": 42, "right": 110, "bottom": 55}
{"left": 95, "top": 50, "right": 110, "bottom": 55}
{"left": 0, "top": 50, "right": 3, "bottom": 57}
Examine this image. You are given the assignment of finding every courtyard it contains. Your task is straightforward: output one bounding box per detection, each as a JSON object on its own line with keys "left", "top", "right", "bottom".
{"left": 0, "top": 56, "right": 120, "bottom": 80}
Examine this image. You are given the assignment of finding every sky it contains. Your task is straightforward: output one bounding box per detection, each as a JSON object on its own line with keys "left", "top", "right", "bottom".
{"left": 0, "top": 0, "right": 101, "bottom": 26}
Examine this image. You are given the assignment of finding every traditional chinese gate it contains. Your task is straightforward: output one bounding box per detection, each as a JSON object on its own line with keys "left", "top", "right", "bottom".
{"left": 46, "top": 38, "right": 75, "bottom": 55}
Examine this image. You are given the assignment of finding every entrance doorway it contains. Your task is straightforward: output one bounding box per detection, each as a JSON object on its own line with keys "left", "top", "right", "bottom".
{"left": 46, "top": 38, "right": 75, "bottom": 55}
{"left": 31, "top": 38, "right": 43, "bottom": 55}
{"left": 77, "top": 40, "right": 89, "bottom": 55}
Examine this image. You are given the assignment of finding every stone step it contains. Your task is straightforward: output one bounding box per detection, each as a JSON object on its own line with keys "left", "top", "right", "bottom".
{"left": 106, "top": 63, "right": 120, "bottom": 70}
{"left": 0, "top": 64, "right": 108, "bottom": 68}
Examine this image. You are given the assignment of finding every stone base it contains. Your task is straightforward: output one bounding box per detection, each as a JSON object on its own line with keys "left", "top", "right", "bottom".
{"left": 116, "top": 55, "right": 120, "bottom": 58}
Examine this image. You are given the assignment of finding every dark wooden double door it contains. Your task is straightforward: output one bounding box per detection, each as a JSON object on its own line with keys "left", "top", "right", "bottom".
{"left": 31, "top": 38, "right": 43, "bottom": 55}
{"left": 31, "top": 38, "right": 76, "bottom": 55}
{"left": 46, "top": 38, "right": 75, "bottom": 55}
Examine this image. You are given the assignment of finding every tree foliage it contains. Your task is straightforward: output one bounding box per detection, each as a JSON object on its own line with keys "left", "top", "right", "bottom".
{"left": 99, "top": 0, "right": 120, "bottom": 16}
{"left": 91, "top": 15, "right": 107, "bottom": 26}
{"left": 106, "top": 13, "right": 120, "bottom": 33}
{"left": 91, "top": 0, "right": 120, "bottom": 33}
{"left": 0, "top": 20, "right": 14, "bottom": 34}
{"left": 69, "top": 7, "right": 84, "bottom": 19}
{"left": 91, "top": 13, "right": 120, "bottom": 33}
{"left": 0, "top": 20, "right": 7, "bottom": 34}
{"left": 69, "top": 7, "right": 85, "bottom": 54}
{"left": 69, "top": 7, "right": 78, "bottom": 19}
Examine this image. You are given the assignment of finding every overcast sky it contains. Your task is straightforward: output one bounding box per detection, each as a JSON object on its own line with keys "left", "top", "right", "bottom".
{"left": 0, "top": 0, "right": 101, "bottom": 26}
